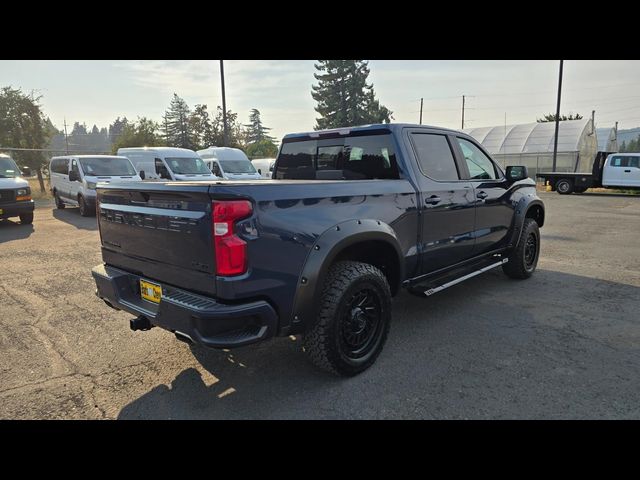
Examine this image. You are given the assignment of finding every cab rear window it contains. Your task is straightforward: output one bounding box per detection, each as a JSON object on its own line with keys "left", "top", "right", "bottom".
{"left": 274, "top": 134, "right": 399, "bottom": 180}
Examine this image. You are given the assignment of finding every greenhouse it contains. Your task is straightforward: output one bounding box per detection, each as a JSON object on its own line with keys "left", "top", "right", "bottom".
{"left": 596, "top": 127, "right": 618, "bottom": 152}
{"left": 463, "top": 118, "right": 598, "bottom": 177}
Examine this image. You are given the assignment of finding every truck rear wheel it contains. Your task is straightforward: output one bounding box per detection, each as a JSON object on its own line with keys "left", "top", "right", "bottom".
{"left": 303, "top": 261, "right": 391, "bottom": 376}
{"left": 555, "top": 178, "right": 573, "bottom": 195}
{"left": 503, "top": 218, "right": 540, "bottom": 279}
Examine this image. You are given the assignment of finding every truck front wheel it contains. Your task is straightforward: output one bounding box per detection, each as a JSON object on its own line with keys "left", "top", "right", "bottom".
{"left": 555, "top": 178, "right": 573, "bottom": 195}
{"left": 503, "top": 218, "right": 540, "bottom": 279}
{"left": 303, "top": 261, "right": 391, "bottom": 376}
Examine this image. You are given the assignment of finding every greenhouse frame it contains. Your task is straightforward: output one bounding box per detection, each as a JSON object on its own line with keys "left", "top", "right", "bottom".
{"left": 463, "top": 118, "right": 600, "bottom": 177}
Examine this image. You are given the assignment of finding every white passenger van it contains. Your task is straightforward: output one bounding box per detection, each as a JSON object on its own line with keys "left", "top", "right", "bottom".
{"left": 117, "top": 147, "right": 217, "bottom": 181}
{"left": 251, "top": 158, "right": 276, "bottom": 179}
{"left": 49, "top": 155, "right": 141, "bottom": 216}
{"left": 196, "top": 146, "right": 262, "bottom": 180}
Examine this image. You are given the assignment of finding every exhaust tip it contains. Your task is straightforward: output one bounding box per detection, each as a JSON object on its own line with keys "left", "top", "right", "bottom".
{"left": 175, "top": 331, "right": 194, "bottom": 344}
{"left": 130, "top": 315, "right": 152, "bottom": 331}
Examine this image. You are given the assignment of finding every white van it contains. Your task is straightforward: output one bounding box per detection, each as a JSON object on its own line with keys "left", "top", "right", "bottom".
{"left": 196, "top": 146, "right": 262, "bottom": 180}
{"left": 251, "top": 158, "right": 276, "bottom": 179}
{"left": 117, "top": 147, "right": 217, "bottom": 181}
{"left": 50, "top": 155, "right": 141, "bottom": 216}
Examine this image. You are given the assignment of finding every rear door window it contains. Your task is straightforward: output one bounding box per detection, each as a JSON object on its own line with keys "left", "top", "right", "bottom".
{"left": 410, "top": 133, "right": 459, "bottom": 181}
{"left": 611, "top": 156, "right": 629, "bottom": 167}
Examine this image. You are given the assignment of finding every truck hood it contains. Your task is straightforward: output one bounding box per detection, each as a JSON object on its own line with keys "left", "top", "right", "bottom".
{"left": 0, "top": 177, "right": 28, "bottom": 189}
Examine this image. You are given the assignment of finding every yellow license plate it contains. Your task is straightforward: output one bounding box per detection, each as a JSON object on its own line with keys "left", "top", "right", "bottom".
{"left": 140, "top": 279, "right": 162, "bottom": 304}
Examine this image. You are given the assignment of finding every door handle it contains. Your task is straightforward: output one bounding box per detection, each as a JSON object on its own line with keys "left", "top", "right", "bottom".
{"left": 425, "top": 195, "right": 441, "bottom": 205}
{"left": 476, "top": 191, "right": 488, "bottom": 200}
{"left": 624, "top": 169, "right": 631, "bottom": 173}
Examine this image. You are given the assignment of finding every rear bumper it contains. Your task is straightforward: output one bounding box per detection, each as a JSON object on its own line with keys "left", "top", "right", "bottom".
{"left": 92, "top": 264, "right": 278, "bottom": 348}
{"left": 0, "top": 200, "right": 35, "bottom": 218}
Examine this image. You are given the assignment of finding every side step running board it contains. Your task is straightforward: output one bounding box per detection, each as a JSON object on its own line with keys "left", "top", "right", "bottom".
{"left": 424, "top": 258, "right": 508, "bottom": 296}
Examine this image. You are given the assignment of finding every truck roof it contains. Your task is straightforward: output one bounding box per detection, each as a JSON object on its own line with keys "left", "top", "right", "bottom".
{"left": 282, "top": 123, "right": 463, "bottom": 141}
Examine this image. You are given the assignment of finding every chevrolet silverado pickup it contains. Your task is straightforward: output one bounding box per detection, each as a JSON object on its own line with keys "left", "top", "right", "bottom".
{"left": 92, "top": 124, "right": 545, "bottom": 376}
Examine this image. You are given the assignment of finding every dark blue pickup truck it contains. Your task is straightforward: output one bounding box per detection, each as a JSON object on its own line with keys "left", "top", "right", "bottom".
{"left": 92, "top": 124, "right": 544, "bottom": 376}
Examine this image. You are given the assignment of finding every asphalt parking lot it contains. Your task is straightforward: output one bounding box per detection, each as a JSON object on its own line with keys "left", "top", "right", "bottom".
{"left": 1, "top": 191, "right": 639, "bottom": 419}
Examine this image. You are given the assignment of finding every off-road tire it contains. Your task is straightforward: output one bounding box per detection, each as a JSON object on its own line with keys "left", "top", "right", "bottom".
{"left": 303, "top": 261, "right": 392, "bottom": 376}
{"left": 19, "top": 213, "right": 34, "bottom": 225}
{"left": 503, "top": 218, "right": 540, "bottom": 279}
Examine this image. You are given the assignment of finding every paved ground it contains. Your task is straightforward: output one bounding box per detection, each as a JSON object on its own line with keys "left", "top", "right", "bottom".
{"left": 1, "top": 191, "right": 639, "bottom": 419}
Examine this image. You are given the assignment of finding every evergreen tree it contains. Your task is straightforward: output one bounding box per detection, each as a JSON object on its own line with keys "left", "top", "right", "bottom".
{"left": 189, "top": 104, "right": 215, "bottom": 150}
{"left": 244, "top": 109, "right": 274, "bottom": 143}
{"left": 91, "top": 124, "right": 100, "bottom": 135}
{"left": 72, "top": 121, "right": 87, "bottom": 135}
{"left": 536, "top": 113, "right": 583, "bottom": 123}
{"left": 163, "top": 93, "right": 194, "bottom": 148}
{"left": 311, "top": 60, "right": 392, "bottom": 130}
{"left": 620, "top": 140, "right": 626, "bottom": 153}
{"left": 108, "top": 117, "right": 129, "bottom": 143}
{"left": 99, "top": 127, "right": 108, "bottom": 136}
{"left": 212, "top": 106, "right": 245, "bottom": 149}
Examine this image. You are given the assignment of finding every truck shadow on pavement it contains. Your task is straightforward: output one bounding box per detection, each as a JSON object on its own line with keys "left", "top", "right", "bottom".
{"left": 0, "top": 219, "right": 34, "bottom": 242}
{"left": 117, "top": 268, "right": 640, "bottom": 419}
{"left": 52, "top": 209, "right": 99, "bottom": 230}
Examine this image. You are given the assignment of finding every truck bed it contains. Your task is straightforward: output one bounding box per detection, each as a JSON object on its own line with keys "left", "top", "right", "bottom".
{"left": 96, "top": 178, "right": 419, "bottom": 330}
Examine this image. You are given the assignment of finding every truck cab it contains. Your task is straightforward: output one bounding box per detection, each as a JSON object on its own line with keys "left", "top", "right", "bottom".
{"left": 602, "top": 153, "right": 640, "bottom": 188}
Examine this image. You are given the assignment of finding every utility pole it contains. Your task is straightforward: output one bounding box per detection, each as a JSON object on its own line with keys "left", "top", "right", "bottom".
{"left": 552, "top": 60, "right": 564, "bottom": 172}
{"left": 63, "top": 118, "right": 69, "bottom": 154}
{"left": 461, "top": 95, "right": 466, "bottom": 129}
{"left": 419, "top": 98, "right": 423, "bottom": 125}
{"left": 220, "top": 60, "right": 229, "bottom": 147}
{"left": 591, "top": 110, "right": 595, "bottom": 135}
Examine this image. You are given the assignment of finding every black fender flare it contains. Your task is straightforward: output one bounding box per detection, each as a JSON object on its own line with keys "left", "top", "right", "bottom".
{"left": 290, "top": 218, "right": 404, "bottom": 332}
{"left": 507, "top": 197, "right": 545, "bottom": 249}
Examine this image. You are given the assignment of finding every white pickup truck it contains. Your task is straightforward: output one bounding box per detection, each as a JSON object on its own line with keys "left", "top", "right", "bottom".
{"left": 537, "top": 152, "right": 640, "bottom": 194}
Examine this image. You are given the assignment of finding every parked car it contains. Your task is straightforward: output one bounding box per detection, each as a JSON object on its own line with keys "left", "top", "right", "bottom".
{"left": 92, "top": 124, "right": 544, "bottom": 376}
{"left": 250, "top": 158, "right": 276, "bottom": 179}
{"left": 50, "top": 155, "right": 141, "bottom": 216}
{"left": 117, "top": 147, "right": 217, "bottom": 181}
{"left": 0, "top": 154, "right": 34, "bottom": 224}
{"left": 197, "top": 146, "right": 263, "bottom": 180}
{"left": 537, "top": 151, "right": 640, "bottom": 194}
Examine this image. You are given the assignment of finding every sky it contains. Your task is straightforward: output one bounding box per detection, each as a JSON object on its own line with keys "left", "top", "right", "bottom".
{"left": 1, "top": 60, "right": 639, "bottom": 141}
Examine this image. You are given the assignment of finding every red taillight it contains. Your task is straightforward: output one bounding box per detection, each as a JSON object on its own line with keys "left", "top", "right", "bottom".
{"left": 213, "top": 200, "right": 252, "bottom": 276}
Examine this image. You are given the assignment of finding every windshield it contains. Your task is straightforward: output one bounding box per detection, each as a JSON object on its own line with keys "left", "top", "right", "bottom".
{"left": 0, "top": 158, "right": 20, "bottom": 178}
{"left": 165, "top": 157, "right": 211, "bottom": 175}
{"left": 79, "top": 157, "right": 137, "bottom": 176}
{"left": 220, "top": 159, "right": 257, "bottom": 174}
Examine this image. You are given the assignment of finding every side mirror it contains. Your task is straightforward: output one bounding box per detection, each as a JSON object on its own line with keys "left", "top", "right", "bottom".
{"left": 160, "top": 168, "right": 171, "bottom": 180}
{"left": 505, "top": 165, "right": 528, "bottom": 182}
{"left": 139, "top": 170, "right": 146, "bottom": 180}
{"left": 258, "top": 168, "right": 262, "bottom": 175}
{"left": 69, "top": 170, "right": 80, "bottom": 182}
{"left": 20, "top": 166, "right": 32, "bottom": 177}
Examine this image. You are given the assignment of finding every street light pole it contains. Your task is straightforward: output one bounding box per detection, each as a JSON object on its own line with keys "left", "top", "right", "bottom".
{"left": 220, "top": 60, "right": 229, "bottom": 147}
{"left": 552, "top": 60, "right": 564, "bottom": 172}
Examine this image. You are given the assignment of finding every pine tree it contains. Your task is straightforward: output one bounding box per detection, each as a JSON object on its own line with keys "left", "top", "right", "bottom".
{"left": 189, "top": 104, "right": 215, "bottom": 150}
{"left": 108, "top": 117, "right": 129, "bottom": 143}
{"left": 244, "top": 109, "right": 274, "bottom": 144}
{"left": 311, "top": 60, "right": 392, "bottom": 130}
{"left": 164, "top": 93, "right": 194, "bottom": 148}
{"left": 91, "top": 124, "right": 99, "bottom": 135}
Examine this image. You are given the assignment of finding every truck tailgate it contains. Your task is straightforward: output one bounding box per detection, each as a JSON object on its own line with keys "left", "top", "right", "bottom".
{"left": 97, "top": 182, "right": 216, "bottom": 295}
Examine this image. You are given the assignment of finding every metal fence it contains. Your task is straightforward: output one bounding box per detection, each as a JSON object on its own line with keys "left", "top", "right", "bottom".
{"left": 491, "top": 151, "right": 585, "bottom": 179}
